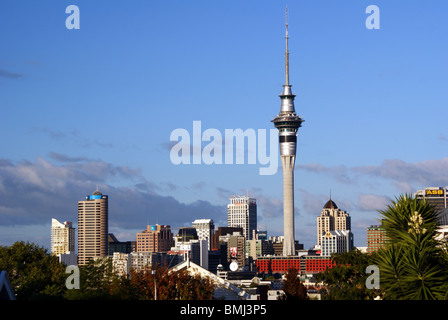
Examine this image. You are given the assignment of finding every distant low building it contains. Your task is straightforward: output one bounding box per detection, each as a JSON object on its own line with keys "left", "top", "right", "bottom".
{"left": 108, "top": 233, "right": 136, "bottom": 255}
{"left": 211, "top": 227, "right": 243, "bottom": 251}
{"left": 367, "top": 225, "right": 390, "bottom": 254}
{"left": 112, "top": 252, "right": 130, "bottom": 277}
{"left": 226, "top": 232, "right": 246, "bottom": 271}
{"left": 128, "top": 251, "right": 180, "bottom": 272}
{"left": 256, "top": 255, "right": 334, "bottom": 275}
{"left": 58, "top": 252, "right": 78, "bottom": 266}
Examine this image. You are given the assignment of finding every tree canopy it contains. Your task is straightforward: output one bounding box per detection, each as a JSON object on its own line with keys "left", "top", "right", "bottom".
{"left": 280, "top": 267, "right": 308, "bottom": 300}
{"left": 0, "top": 241, "right": 216, "bottom": 300}
{"left": 0, "top": 241, "right": 66, "bottom": 300}
{"left": 314, "top": 249, "right": 379, "bottom": 300}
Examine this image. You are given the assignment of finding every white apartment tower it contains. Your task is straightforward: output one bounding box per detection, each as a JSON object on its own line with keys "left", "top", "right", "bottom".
{"left": 321, "top": 230, "right": 353, "bottom": 257}
{"left": 51, "top": 218, "right": 75, "bottom": 256}
{"left": 227, "top": 196, "right": 257, "bottom": 240}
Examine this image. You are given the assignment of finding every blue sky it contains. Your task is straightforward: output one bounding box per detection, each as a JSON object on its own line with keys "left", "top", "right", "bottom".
{"left": 1, "top": 0, "right": 447, "bottom": 250}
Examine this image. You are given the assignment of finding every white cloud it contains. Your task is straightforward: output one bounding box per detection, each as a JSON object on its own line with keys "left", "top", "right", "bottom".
{"left": 357, "top": 193, "right": 391, "bottom": 212}
{"left": 0, "top": 155, "right": 224, "bottom": 232}
{"left": 297, "top": 157, "right": 448, "bottom": 192}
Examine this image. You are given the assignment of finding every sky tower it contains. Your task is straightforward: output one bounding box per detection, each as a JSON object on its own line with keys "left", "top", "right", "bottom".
{"left": 272, "top": 8, "right": 304, "bottom": 256}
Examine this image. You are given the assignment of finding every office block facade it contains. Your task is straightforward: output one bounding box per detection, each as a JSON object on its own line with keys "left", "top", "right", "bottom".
{"left": 78, "top": 190, "right": 108, "bottom": 266}
{"left": 136, "top": 224, "right": 174, "bottom": 253}
{"left": 227, "top": 196, "right": 257, "bottom": 240}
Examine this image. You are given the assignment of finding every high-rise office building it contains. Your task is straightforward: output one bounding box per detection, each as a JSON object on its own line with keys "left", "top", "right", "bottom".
{"left": 415, "top": 187, "right": 448, "bottom": 225}
{"left": 192, "top": 219, "right": 215, "bottom": 250}
{"left": 317, "top": 198, "right": 351, "bottom": 246}
{"left": 415, "top": 187, "right": 447, "bottom": 212}
{"left": 51, "top": 218, "right": 75, "bottom": 256}
{"left": 227, "top": 196, "right": 257, "bottom": 240}
{"left": 272, "top": 9, "right": 304, "bottom": 256}
{"left": 77, "top": 189, "right": 108, "bottom": 265}
{"left": 136, "top": 224, "right": 174, "bottom": 253}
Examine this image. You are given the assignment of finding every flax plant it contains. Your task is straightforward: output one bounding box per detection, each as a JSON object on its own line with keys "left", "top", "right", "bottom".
{"left": 374, "top": 194, "right": 448, "bottom": 300}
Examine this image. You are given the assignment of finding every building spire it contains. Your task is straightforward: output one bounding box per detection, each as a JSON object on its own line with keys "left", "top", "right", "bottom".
{"left": 285, "top": 6, "right": 290, "bottom": 86}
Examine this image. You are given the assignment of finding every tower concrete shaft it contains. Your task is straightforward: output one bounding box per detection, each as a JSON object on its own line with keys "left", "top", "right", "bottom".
{"left": 281, "top": 155, "right": 296, "bottom": 256}
{"left": 272, "top": 8, "right": 304, "bottom": 256}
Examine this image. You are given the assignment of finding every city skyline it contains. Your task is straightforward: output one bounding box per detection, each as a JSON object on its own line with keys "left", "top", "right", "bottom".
{"left": 1, "top": 1, "right": 448, "bottom": 251}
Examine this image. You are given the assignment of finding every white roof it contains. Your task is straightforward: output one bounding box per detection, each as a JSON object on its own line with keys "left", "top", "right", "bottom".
{"left": 170, "top": 260, "right": 251, "bottom": 300}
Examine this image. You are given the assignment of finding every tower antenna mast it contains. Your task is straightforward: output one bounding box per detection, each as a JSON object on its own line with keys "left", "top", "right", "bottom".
{"left": 285, "top": 6, "right": 289, "bottom": 86}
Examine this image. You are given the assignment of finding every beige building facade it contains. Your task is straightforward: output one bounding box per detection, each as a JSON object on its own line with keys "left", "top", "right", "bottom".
{"left": 77, "top": 189, "right": 108, "bottom": 265}
{"left": 317, "top": 198, "right": 351, "bottom": 246}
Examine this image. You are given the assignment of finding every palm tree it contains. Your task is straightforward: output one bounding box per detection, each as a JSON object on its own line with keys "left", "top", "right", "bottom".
{"left": 374, "top": 194, "right": 448, "bottom": 300}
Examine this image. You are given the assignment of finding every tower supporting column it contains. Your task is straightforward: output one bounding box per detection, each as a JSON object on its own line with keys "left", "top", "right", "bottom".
{"left": 282, "top": 155, "right": 296, "bottom": 256}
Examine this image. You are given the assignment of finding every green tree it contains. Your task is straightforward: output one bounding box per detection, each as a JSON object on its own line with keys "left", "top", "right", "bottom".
{"left": 280, "top": 268, "right": 308, "bottom": 300}
{"left": 314, "top": 249, "right": 379, "bottom": 300}
{"left": 374, "top": 194, "right": 448, "bottom": 300}
{"left": 64, "top": 258, "right": 129, "bottom": 300}
{"left": 0, "top": 241, "right": 67, "bottom": 300}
